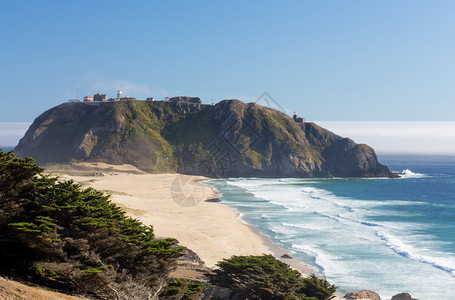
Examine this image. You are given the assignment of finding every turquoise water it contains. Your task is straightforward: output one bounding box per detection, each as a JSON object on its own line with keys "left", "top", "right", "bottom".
{"left": 206, "top": 155, "right": 455, "bottom": 300}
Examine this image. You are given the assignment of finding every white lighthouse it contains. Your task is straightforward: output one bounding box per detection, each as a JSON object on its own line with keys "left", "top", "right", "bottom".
{"left": 117, "top": 90, "right": 122, "bottom": 99}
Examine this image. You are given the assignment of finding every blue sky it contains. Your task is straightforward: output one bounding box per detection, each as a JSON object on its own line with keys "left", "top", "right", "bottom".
{"left": 1, "top": 0, "right": 455, "bottom": 123}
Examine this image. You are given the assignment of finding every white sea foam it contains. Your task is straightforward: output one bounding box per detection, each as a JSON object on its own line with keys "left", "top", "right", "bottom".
{"left": 399, "top": 169, "right": 427, "bottom": 178}
{"left": 291, "top": 244, "right": 341, "bottom": 275}
{"left": 237, "top": 178, "right": 442, "bottom": 240}
{"left": 376, "top": 231, "right": 455, "bottom": 277}
{"left": 208, "top": 177, "right": 455, "bottom": 300}
{"left": 228, "top": 206, "right": 251, "bottom": 226}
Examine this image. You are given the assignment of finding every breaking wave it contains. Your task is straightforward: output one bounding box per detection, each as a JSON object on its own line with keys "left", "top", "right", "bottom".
{"left": 376, "top": 231, "right": 455, "bottom": 277}
{"left": 399, "top": 169, "right": 427, "bottom": 178}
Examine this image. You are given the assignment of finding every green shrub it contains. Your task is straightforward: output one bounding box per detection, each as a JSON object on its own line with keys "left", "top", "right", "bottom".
{"left": 159, "top": 278, "right": 206, "bottom": 300}
{"left": 208, "top": 254, "right": 336, "bottom": 300}
{"left": 0, "top": 150, "right": 183, "bottom": 299}
{"left": 300, "top": 274, "right": 337, "bottom": 300}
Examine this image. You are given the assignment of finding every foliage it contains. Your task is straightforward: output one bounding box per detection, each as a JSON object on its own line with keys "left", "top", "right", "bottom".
{"left": 208, "top": 254, "right": 336, "bottom": 300}
{"left": 0, "top": 150, "right": 184, "bottom": 299}
{"left": 173, "top": 142, "right": 214, "bottom": 166}
{"left": 159, "top": 278, "right": 207, "bottom": 300}
{"left": 300, "top": 274, "right": 337, "bottom": 300}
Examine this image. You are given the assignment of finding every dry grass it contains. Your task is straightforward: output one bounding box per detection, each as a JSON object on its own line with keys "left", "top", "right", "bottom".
{"left": 0, "top": 276, "right": 85, "bottom": 300}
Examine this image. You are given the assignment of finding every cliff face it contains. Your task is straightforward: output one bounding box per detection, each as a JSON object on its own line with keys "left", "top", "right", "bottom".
{"left": 15, "top": 99, "right": 392, "bottom": 178}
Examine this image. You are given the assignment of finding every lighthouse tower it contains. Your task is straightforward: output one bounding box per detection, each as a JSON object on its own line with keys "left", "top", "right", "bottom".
{"left": 117, "top": 90, "right": 122, "bottom": 99}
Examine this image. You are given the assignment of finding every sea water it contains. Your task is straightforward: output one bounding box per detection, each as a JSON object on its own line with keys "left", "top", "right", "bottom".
{"left": 206, "top": 155, "right": 455, "bottom": 300}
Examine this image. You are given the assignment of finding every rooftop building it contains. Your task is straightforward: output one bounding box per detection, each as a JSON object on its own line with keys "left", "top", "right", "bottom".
{"left": 84, "top": 96, "right": 94, "bottom": 102}
{"left": 94, "top": 92, "right": 107, "bottom": 102}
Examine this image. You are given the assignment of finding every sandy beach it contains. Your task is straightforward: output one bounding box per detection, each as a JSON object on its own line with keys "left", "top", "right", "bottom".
{"left": 40, "top": 162, "right": 351, "bottom": 299}
{"left": 46, "top": 162, "right": 301, "bottom": 270}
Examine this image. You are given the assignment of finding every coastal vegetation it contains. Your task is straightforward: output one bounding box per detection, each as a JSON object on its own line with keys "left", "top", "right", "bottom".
{"left": 159, "top": 278, "right": 207, "bottom": 300}
{"left": 0, "top": 149, "right": 193, "bottom": 299}
{"left": 0, "top": 149, "right": 337, "bottom": 299}
{"left": 208, "top": 254, "right": 336, "bottom": 300}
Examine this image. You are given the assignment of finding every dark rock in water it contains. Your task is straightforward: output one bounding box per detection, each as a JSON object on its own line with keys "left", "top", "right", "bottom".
{"left": 391, "top": 293, "right": 416, "bottom": 300}
{"left": 344, "top": 290, "right": 381, "bottom": 300}
{"left": 280, "top": 254, "right": 292, "bottom": 259}
{"left": 15, "top": 99, "right": 392, "bottom": 178}
{"left": 205, "top": 197, "right": 221, "bottom": 203}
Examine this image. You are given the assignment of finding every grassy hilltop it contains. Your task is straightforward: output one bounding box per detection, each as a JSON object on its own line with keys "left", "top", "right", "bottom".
{"left": 15, "top": 99, "right": 391, "bottom": 178}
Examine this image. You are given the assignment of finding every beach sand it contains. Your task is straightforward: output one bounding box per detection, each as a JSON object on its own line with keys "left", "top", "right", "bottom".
{"left": 42, "top": 162, "right": 351, "bottom": 298}
{"left": 47, "top": 162, "right": 312, "bottom": 271}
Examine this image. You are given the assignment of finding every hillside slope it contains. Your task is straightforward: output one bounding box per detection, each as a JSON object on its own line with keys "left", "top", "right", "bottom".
{"left": 15, "top": 99, "right": 391, "bottom": 178}
{"left": 0, "top": 276, "right": 84, "bottom": 300}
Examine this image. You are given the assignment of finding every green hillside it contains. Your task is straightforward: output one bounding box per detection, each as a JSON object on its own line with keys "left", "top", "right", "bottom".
{"left": 15, "top": 99, "right": 391, "bottom": 178}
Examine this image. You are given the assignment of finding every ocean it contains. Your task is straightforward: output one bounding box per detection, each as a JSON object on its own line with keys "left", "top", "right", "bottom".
{"left": 0, "top": 146, "right": 14, "bottom": 152}
{"left": 206, "top": 155, "right": 455, "bottom": 300}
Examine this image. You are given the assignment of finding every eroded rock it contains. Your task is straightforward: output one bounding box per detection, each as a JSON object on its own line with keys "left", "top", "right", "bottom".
{"left": 344, "top": 290, "right": 381, "bottom": 300}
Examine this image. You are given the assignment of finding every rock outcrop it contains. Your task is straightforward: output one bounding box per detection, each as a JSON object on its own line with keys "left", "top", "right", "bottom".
{"left": 344, "top": 290, "right": 381, "bottom": 300}
{"left": 15, "top": 98, "right": 392, "bottom": 178}
{"left": 391, "top": 293, "right": 416, "bottom": 300}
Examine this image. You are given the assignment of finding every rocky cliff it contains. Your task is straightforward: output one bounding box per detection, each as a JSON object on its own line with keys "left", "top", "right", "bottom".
{"left": 15, "top": 99, "right": 392, "bottom": 178}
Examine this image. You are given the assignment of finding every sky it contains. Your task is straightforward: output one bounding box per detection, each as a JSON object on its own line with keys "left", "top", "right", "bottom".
{"left": 1, "top": 1, "right": 455, "bottom": 152}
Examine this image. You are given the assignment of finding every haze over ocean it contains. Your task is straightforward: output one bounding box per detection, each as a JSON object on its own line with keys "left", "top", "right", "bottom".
{"left": 207, "top": 155, "right": 455, "bottom": 299}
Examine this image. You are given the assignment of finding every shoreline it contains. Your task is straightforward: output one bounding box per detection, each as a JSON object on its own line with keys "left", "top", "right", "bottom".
{"left": 45, "top": 162, "right": 346, "bottom": 299}
{"left": 45, "top": 163, "right": 273, "bottom": 268}
{"left": 247, "top": 217, "right": 318, "bottom": 276}
{"left": 201, "top": 179, "right": 347, "bottom": 299}
{"left": 202, "top": 179, "right": 318, "bottom": 276}
{"left": 46, "top": 162, "right": 315, "bottom": 275}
